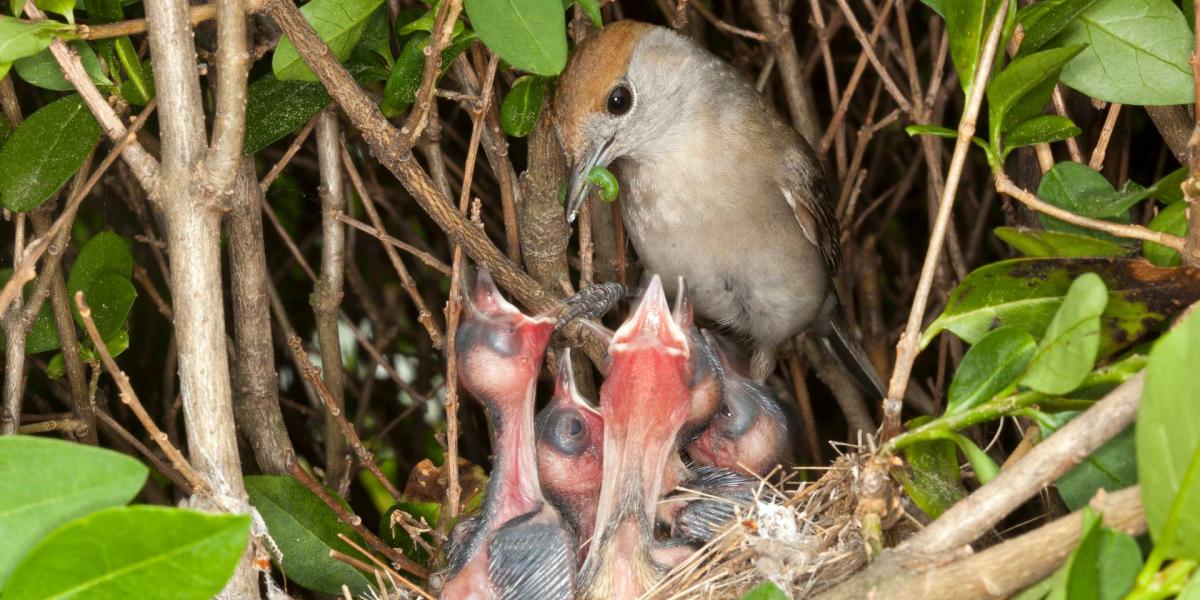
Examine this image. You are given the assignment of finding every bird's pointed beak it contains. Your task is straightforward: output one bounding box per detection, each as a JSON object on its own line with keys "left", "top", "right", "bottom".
{"left": 554, "top": 349, "right": 602, "bottom": 417}
{"left": 565, "top": 138, "right": 613, "bottom": 224}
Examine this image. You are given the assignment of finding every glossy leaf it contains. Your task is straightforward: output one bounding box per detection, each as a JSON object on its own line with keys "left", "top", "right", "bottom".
{"left": 351, "top": 6, "right": 393, "bottom": 68}
{"left": 243, "top": 74, "right": 330, "bottom": 154}
{"left": 1037, "top": 163, "right": 1151, "bottom": 229}
{"left": 382, "top": 32, "right": 429, "bottom": 113}
{"left": 273, "top": 0, "right": 385, "bottom": 82}
{"left": 23, "top": 301, "right": 60, "bottom": 354}
{"left": 1021, "top": 273, "right": 1107, "bottom": 395}
{"left": 464, "top": 0, "right": 567, "bottom": 75}
{"left": 500, "top": 75, "right": 546, "bottom": 137}
{"left": 919, "top": 0, "right": 945, "bottom": 17}
{"left": 945, "top": 0, "right": 1005, "bottom": 93}
{"left": 739, "top": 581, "right": 789, "bottom": 600}
{"left": 1050, "top": 508, "right": 1103, "bottom": 600}
{"left": 1017, "top": 0, "right": 1101, "bottom": 54}
{"left": 1095, "top": 529, "right": 1141, "bottom": 600}
{"left": 575, "top": 0, "right": 601, "bottom": 27}
{"left": 0, "top": 436, "right": 146, "bottom": 586}
{"left": 1137, "top": 309, "right": 1200, "bottom": 560}
{"left": 0, "top": 17, "right": 71, "bottom": 63}
{"left": 947, "top": 327, "right": 1035, "bottom": 415}
{"left": 1057, "top": 426, "right": 1136, "bottom": 510}
{"left": 67, "top": 231, "right": 134, "bottom": 297}
{"left": 1004, "top": 115, "right": 1080, "bottom": 151}
{"left": 1051, "top": 0, "right": 1195, "bottom": 105}
{"left": 14, "top": 41, "right": 111, "bottom": 90}
{"left": 947, "top": 432, "right": 999, "bottom": 484}
{"left": 1143, "top": 202, "right": 1187, "bottom": 267}
{"left": 4, "top": 506, "right": 249, "bottom": 600}
{"left": 1152, "top": 166, "right": 1187, "bottom": 204}
{"left": 246, "top": 475, "right": 372, "bottom": 595}
{"left": 77, "top": 273, "right": 137, "bottom": 341}
{"left": 905, "top": 124, "right": 957, "bottom": 138}
{"left": 994, "top": 227, "right": 1129, "bottom": 258}
{"left": 922, "top": 258, "right": 1200, "bottom": 358}
{"left": 36, "top": 0, "right": 76, "bottom": 24}
{"left": 988, "top": 45, "right": 1084, "bottom": 144}
{"left": 898, "top": 430, "right": 966, "bottom": 518}
{"left": 0, "top": 95, "right": 101, "bottom": 213}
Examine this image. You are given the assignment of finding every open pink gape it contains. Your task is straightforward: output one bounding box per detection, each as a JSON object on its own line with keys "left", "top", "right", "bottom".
{"left": 440, "top": 271, "right": 789, "bottom": 600}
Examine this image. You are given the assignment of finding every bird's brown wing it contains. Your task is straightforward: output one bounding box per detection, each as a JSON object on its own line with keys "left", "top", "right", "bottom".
{"left": 778, "top": 141, "right": 842, "bottom": 275}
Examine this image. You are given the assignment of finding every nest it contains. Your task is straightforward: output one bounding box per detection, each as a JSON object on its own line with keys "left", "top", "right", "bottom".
{"left": 647, "top": 452, "right": 871, "bottom": 599}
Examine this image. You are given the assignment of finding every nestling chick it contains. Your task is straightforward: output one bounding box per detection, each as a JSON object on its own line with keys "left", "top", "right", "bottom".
{"left": 553, "top": 21, "right": 883, "bottom": 393}
{"left": 440, "top": 270, "right": 575, "bottom": 600}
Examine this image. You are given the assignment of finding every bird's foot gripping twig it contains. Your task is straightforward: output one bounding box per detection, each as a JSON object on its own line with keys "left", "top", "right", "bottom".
{"left": 556, "top": 282, "right": 630, "bottom": 329}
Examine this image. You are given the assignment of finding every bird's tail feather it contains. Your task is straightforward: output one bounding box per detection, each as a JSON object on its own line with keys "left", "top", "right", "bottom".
{"left": 820, "top": 314, "right": 887, "bottom": 400}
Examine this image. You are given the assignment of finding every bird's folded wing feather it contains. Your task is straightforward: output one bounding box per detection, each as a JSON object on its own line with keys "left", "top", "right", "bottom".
{"left": 778, "top": 145, "right": 841, "bottom": 275}
{"left": 487, "top": 513, "right": 576, "bottom": 600}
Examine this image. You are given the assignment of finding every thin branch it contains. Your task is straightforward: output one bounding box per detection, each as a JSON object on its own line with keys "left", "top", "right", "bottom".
{"left": 884, "top": 2, "right": 1009, "bottom": 437}
{"left": 286, "top": 459, "right": 429, "bottom": 578}
{"left": 1089, "top": 103, "right": 1122, "bottom": 171}
{"left": 995, "top": 173, "right": 1186, "bottom": 252}
{"left": 335, "top": 212, "right": 452, "bottom": 275}
{"left": 259, "top": 114, "right": 319, "bottom": 192}
{"left": 831, "top": 0, "right": 912, "bottom": 114}
{"left": 747, "top": 0, "right": 823, "bottom": 143}
{"left": 76, "top": 291, "right": 210, "bottom": 495}
{"left": 287, "top": 338, "right": 403, "bottom": 501}
{"left": 401, "top": 0, "right": 463, "bottom": 147}
{"left": 203, "top": 0, "right": 250, "bottom": 194}
{"left": 95, "top": 408, "right": 196, "bottom": 494}
{"left": 1182, "top": 0, "right": 1200, "bottom": 268}
{"left": 903, "top": 372, "right": 1143, "bottom": 555}
{"left": 77, "top": 4, "right": 217, "bottom": 40}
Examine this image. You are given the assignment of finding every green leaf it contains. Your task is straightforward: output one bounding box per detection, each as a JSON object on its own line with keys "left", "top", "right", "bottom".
{"left": 919, "top": 0, "right": 945, "bottom": 17}
{"left": 36, "top": 0, "right": 75, "bottom": 24}
{"left": 1035, "top": 162, "right": 1151, "bottom": 239}
{"left": 1057, "top": 426, "right": 1137, "bottom": 510}
{"left": 1050, "top": 508, "right": 1103, "bottom": 600}
{"left": 945, "top": 0, "right": 1004, "bottom": 93}
{"left": 1020, "top": 273, "right": 1107, "bottom": 395}
{"left": 575, "top": 0, "right": 601, "bottom": 27}
{"left": 77, "top": 273, "right": 137, "bottom": 341}
{"left": 898, "top": 431, "right": 967, "bottom": 518}
{"left": 25, "top": 301, "right": 62, "bottom": 354}
{"left": 922, "top": 258, "right": 1200, "bottom": 358}
{"left": 0, "top": 94, "right": 101, "bottom": 212}
{"left": 0, "top": 436, "right": 147, "bottom": 586}
{"left": 272, "top": 0, "right": 386, "bottom": 82}
{"left": 1095, "top": 529, "right": 1141, "bottom": 600}
{"left": 382, "top": 32, "right": 429, "bottom": 113}
{"left": 987, "top": 45, "right": 1084, "bottom": 144}
{"left": 246, "top": 475, "right": 372, "bottom": 595}
{"left": 464, "top": 0, "right": 567, "bottom": 75}
{"left": 905, "top": 124, "right": 958, "bottom": 138}
{"left": 946, "top": 432, "right": 1000, "bottom": 484}
{"left": 14, "top": 41, "right": 111, "bottom": 90}
{"left": 739, "top": 581, "right": 789, "bottom": 600}
{"left": 947, "top": 327, "right": 1036, "bottom": 415}
{"left": 67, "top": 231, "right": 133, "bottom": 298}
{"left": 500, "top": 75, "right": 546, "bottom": 137}
{"left": 1050, "top": 0, "right": 1195, "bottom": 105}
{"left": 1152, "top": 166, "right": 1187, "bottom": 204}
{"left": 242, "top": 74, "right": 330, "bottom": 154}
{"left": 351, "top": 5, "right": 393, "bottom": 68}
{"left": 1017, "top": 0, "right": 1101, "bottom": 54}
{"left": 0, "top": 17, "right": 72, "bottom": 63}
{"left": 994, "top": 227, "right": 1130, "bottom": 258}
{"left": 1137, "top": 309, "right": 1200, "bottom": 560}
{"left": 4, "top": 506, "right": 249, "bottom": 600}
{"left": 1004, "top": 115, "right": 1080, "bottom": 151}
{"left": 1143, "top": 202, "right": 1187, "bottom": 267}
{"left": 1181, "top": 571, "right": 1200, "bottom": 600}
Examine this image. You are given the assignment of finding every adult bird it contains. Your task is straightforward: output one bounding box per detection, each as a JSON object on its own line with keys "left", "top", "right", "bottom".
{"left": 440, "top": 270, "right": 575, "bottom": 600}
{"left": 553, "top": 20, "right": 883, "bottom": 395}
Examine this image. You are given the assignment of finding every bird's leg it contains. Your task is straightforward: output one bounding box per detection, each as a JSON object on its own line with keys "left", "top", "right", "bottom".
{"left": 749, "top": 345, "right": 777, "bottom": 382}
{"left": 556, "top": 282, "right": 630, "bottom": 329}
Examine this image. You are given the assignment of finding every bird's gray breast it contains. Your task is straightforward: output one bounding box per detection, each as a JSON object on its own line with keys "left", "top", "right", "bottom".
{"left": 616, "top": 159, "right": 829, "bottom": 348}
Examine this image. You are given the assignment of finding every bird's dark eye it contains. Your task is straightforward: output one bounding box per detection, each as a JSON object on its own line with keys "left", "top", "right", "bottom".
{"left": 606, "top": 84, "right": 633, "bottom": 116}
{"left": 549, "top": 410, "right": 588, "bottom": 455}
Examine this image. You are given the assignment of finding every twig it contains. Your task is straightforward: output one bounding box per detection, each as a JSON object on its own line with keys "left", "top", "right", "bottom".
{"left": 287, "top": 338, "right": 403, "bottom": 500}
{"left": 1051, "top": 86, "right": 1084, "bottom": 164}
{"left": 334, "top": 212, "right": 452, "bottom": 274}
{"left": 401, "top": 0, "right": 463, "bottom": 147}
{"left": 995, "top": 173, "right": 1186, "bottom": 252}
{"left": 329, "top": 549, "right": 435, "bottom": 600}
{"left": 831, "top": 0, "right": 912, "bottom": 113}
{"left": 259, "top": 114, "right": 319, "bottom": 192}
{"left": 442, "top": 53, "right": 501, "bottom": 527}
{"left": 819, "top": 0, "right": 899, "bottom": 154}
{"left": 339, "top": 141, "right": 445, "bottom": 346}
{"left": 693, "top": 0, "right": 768, "bottom": 42}
{"left": 903, "top": 373, "right": 1143, "bottom": 555}
{"left": 95, "top": 408, "right": 195, "bottom": 494}
{"left": 286, "top": 458, "right": 429, "bottom": 578}
{"left": 314, "top": 108, "right": 351, "bottom": 490}
{"left": 1090, "top": 103, "right": 1122, "bottom": 171}
{"left": 76, "top": 291, "right": 209, "bottom": 494}
{"left": 884, "top": 3, "right": 1009, "bottom": 437}
{"left": 1181, "top": 0, "right": 1200, "bottom": 268}
{"left": 78, "top": 3, "right": 217, "bottom": 40}
{"left": 750, "top": 0, "right": 822, "bottom": 143}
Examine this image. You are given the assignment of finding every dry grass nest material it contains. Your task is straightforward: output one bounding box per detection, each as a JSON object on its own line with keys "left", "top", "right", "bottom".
{"left": 648, "top": 452, "right": 874, "bottom": 599}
